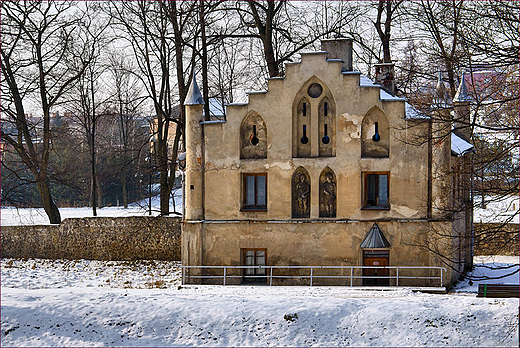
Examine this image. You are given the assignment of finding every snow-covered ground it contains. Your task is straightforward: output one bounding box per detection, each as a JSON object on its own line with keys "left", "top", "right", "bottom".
{"left": 1, "top": 257, "right": 518, "bottom": 347}
{"left": 0, "top": 189, "right": 183, "bottom": 226}
{"left": 474, "top": 195, "right": 519, "bottom": 224}
{"left": 454, "top": 255, "right": 519, "bottom": 292}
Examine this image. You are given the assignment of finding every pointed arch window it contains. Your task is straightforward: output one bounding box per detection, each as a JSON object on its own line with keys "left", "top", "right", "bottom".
{"left": 318, "top": 97, "right": 335, "bottom": 157}
{"left": 294, "top": 97, "right": 311, "bottom": 157}
{"left": 361, "top": 107, "right": 389, "bottom": 158}
{"left": 240, "top": 112, "right": 267, "bottom": 159}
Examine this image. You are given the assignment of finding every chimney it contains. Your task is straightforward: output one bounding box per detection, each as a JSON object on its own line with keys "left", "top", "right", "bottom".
{"left": 374, "top": 63, "right": 395, "bottom": 96}
{"left": 321, "top": 38, "right": 353, "bottom": 72}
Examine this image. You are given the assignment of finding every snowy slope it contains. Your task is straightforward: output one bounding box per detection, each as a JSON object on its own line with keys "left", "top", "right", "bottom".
{"left": 1, "top": 257, "right": 518, "bottom": 347}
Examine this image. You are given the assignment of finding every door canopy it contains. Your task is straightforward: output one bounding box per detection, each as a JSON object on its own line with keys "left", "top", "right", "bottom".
{"left": 360, "top": 223, "right": 391, "bottom": 248}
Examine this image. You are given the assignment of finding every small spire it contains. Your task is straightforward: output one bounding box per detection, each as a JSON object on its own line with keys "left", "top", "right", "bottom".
{"left": 184, "top": 75, "right": 205, "bottom": 105}
{"left": 453, "top": 70, "right": 472, "bottom": 103}
{"left": 432, "top": 69, "right": 452, "bottom": 109}
{"left": 435, "top": 69, "right": 446, "bottom": 93}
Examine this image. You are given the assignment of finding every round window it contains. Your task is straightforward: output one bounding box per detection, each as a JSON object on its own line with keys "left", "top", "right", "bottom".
{"left": 307, "top": 83, "right": 323, "bottom": 98}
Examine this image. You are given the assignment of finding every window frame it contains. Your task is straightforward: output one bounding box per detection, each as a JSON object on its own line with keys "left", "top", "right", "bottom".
{"left": 362, "top": 172, "right": 390, "bottom": 210}
{"left": 241, "top": 248, "right": 267, "bottom": 283}
{"left": 241, "top": 173, "right": 267, "bottom": 212}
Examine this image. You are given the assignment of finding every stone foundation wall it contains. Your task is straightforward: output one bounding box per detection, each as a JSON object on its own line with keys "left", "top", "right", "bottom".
{"left": 1, "top": 217, "right": 181, "bottom": 260}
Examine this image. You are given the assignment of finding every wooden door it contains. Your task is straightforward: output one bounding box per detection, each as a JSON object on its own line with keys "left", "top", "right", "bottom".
{"left": 363, "top": 250, "right": 389, "bottom": 286}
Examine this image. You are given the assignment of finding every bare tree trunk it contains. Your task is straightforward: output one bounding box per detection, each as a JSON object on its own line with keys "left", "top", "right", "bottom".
{"left": 200, "top": 0, "right": 210, "bottom": 120}
{"left": 374, "top": 0, "right": 401, "bottom": 63}
{"left": 248, "top": 1, "right": 281, "bottom": 78}
{"left": 122, "top": 160, "right": 128, "bottom": 208}
{"left": 90, "top": 78, "right": 98, "bottom": 216}
{"left": 36, "top": 175, "right": 61, "bottom": 224}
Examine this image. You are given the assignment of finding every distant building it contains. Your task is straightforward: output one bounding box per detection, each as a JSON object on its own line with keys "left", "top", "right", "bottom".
{"left": 182, "top": 39, "right": 473, "bottom": 287}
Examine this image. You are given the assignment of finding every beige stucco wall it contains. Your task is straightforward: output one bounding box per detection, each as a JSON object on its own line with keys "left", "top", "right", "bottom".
{"left": 200, "top": 53, "right": 430, "bottom": 221}
{"left": 183, "top": 220, "right": 454, "bottom": 286}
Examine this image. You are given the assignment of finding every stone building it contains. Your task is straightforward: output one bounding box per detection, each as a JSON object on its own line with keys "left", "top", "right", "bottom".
{"left": 182, "top": 39, "right": 473, "bottom": 287}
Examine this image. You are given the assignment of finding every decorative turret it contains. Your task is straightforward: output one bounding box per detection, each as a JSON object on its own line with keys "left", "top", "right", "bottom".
{"left": 452, "top": 70, "right": 472, "bottom": 141}
{"left": 432, "top": 70, "right": 453, "bottom": 110}
{"left": 184, "top": 76, "right": 205, "bottom": 220}
{"left": 431, "top": 70, "right": 453, "bottom": 218}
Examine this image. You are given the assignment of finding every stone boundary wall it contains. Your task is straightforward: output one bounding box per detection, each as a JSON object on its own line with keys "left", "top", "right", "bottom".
{"left": 474, "top": 223, "right": 519, "bottom": 256}
{"left": 1, "top": 217, "right": 181, "bottom": 260}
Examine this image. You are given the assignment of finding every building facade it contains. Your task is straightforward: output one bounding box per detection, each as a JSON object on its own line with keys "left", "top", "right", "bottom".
{"left": 182, "top": 39, "right": 472, "bottom": 287}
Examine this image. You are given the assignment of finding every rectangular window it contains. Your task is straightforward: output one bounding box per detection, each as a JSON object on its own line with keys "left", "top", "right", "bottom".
{"left": 242, "top": 173, "right": 267, "bottom": 211}
{"left": 364, "top": 172, "right": 389, "bottom": 209}
{"left": 242, "top": 248, "right": 267, "bottom": 283}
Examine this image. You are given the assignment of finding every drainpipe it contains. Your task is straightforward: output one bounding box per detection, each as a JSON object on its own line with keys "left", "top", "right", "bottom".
{"left": 427, "top": 119, "right": 433, "bottom": 219}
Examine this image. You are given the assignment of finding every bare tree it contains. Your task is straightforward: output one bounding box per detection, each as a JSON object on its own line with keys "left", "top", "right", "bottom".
{"left": 64, "top": 5, "right": 110, "bottom": 216}
{"left": 109, "top": 1, "right": 188, "bottom": 215}
{"left": 232, "top": 1, "right": 358, "bottom": 78}
{"left": 373, "top": 0, "right": 403, "bottom": 63}
{"left": 0, "top": 1, "right": 92, "bottom": 223}
{"left": 399, "top": 1, "right": 519, "bottom": 278}
{"left": 107, "top": 52, "right": 147, "bottom": 209}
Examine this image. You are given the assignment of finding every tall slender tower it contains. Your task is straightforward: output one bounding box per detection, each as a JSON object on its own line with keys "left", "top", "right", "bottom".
{"left": 184, "top": 76, "right": 205, "bottom": 220}
{"left": 431, "top": 71, "right": 453, "bottom": 218}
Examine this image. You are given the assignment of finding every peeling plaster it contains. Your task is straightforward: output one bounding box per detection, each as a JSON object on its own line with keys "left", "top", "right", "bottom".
{"left": 267, "top": 161, "right": 294, "bottom": 171}
{"left": 338, "top": 113, "right": 361, "bottom": 141}
{"left": 394, "top": 205, "right": 420, "bottom": 218}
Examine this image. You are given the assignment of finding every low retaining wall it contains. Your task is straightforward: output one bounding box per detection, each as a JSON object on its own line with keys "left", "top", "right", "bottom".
{"left": 474, "top": 223, "right": 519, "bottom": 256}
{"left": 1, "top": 217, "right": 181, "bottom": 260}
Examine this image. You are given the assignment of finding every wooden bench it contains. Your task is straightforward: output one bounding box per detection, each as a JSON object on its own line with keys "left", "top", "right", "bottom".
{"left": 477, "top": 284, "right": 519, "bottom": 298}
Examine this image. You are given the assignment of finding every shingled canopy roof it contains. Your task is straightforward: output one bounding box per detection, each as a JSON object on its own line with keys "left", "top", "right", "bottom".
{"left": 360, "top": 223, "right": 391, "bottom": 248}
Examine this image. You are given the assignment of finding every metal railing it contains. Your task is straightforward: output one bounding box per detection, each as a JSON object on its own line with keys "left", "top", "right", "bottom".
{"left": 181, "top": 265, "right": 446, "bottom": 288}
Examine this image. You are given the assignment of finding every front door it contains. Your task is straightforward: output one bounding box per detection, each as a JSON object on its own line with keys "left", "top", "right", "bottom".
{"left": 363, "top": 250, "right": 389, "bottom": 286}
{"left": 242, "top": 248, "right": 267, "bottom": 284}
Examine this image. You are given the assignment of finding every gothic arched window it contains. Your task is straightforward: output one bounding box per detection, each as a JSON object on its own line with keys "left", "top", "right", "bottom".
{"left": 240, "top": 112, "right": 267, "bottom": 159}
{"left": 361, "top": 107, "right": 389, "bottom": 158}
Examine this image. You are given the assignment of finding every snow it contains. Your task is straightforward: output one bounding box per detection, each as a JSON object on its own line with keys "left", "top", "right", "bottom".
{"left": 358, "top": 74, "right": 405, "bottom": 101}
{"left": 1, "top": 257, "right": 518, "bottom": 347}
{"left": 0, "top": 189, "right": 183, "bottom": 226}
{"left": 379, "top": 89, "right": 406, "bottom": 101}
{"left": 474, "top": 195, "right": 519, "bottom": 224}
{"left": 405, "top": 102, "right": 429, "bottom": 119}
{"left": 454, "top": 256, "right": 519, "bottom": 293}
{"left": 451, "top": 133, "right": 474, "bottom": 156}
{"left": 359, "top": 74, "right": 378, "bottom": 87}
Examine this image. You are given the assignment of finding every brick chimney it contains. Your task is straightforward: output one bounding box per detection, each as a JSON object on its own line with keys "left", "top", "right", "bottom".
{"left": 321, "top": 38, "right": 353, "bottom": 72}
{"left": 374, "top": 63, "right": 395, "bottom": 96}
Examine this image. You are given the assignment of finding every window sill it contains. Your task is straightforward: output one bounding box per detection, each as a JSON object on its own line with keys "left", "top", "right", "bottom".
{"left": 241, "top": 208, "right": 267, "bottom": 213}
{"left": 361, "top": 206, "right": 390, "bottom": 211}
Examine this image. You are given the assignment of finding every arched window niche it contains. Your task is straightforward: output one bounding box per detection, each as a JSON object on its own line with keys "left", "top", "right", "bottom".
{"left": 240, "top": 112, "right": 267, "bottom": 159}
{"left": 318, "top": 97, "right": 336, "bottom": 157}
{"left": 292, "top": 76, "right": 336, "bottom": 158}
{"left": 291, "top": 167, "right": 311, "bottom": 218}
{"left": 293, "top": 97, "right": 312, "bottom": 158}
{"left": 361, "top": 106, "right": 390, "bottom": 158}
{"left": 319, "top": 167, "right": 337, "bottom": 218}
